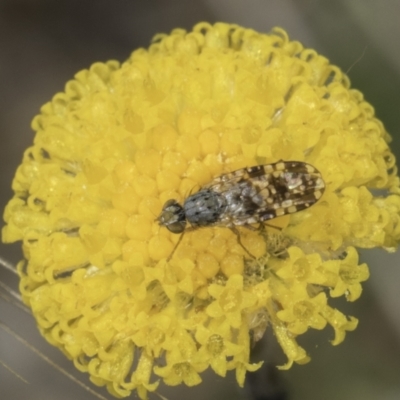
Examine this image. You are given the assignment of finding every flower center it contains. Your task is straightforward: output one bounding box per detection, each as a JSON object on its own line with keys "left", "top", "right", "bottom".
{"left": 206, "top": 334, "right": 224, "bottom": 356}
{"left": 293, "top": 300, "right": 315, "bottom": 321}
{"left": 173, "top": 361, "right": 191, "bottom": 377}
{"left": 339, "top": 265, "right": 361, "bottom": 284}
{"left": 220, "top": 288, "right": 241, "bottom": 312}
{"left": 292, "top": 258, "right": 310, "bottom": 279}
{"left": 147, "top": 328, "right": 165, "bottom": 347}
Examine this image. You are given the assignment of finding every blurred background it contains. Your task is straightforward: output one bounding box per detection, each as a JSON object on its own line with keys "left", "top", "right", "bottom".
{"left": 1, "top": 1, "right": 400, "bottom": 399}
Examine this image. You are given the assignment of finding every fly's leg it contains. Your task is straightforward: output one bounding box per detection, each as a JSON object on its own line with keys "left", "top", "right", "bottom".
{"left": 245, "top": 223, "right": 291, "bottom": 259}
{"left": 167, "top": 227, "right": 196, "bottom": 261}
{"left": 167, "top": 232, "right": 185, "bottom": 261}
{"left": 238, "top": 223, "right": 285, "bottom": 259}
{"left": 229, "top": 226, "right": 256, "bottom": 259}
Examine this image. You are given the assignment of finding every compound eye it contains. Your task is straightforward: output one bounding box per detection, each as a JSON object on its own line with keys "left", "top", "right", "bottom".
{"left": 163, "top": 199, "right": 179, "bottom": 210}
{"left": 157, "top": 199, "right": 186, "bottom": 233}
{"left": 167, "top": 220, "right": 186, "bottom": 234}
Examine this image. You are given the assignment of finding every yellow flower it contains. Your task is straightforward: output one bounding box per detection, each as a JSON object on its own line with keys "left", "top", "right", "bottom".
{"left": 153, "top": 329, "right": 208, "bottom": 386}
{"left": 129, "top": 311, "right": 173, "bottom": 358}
{"left": 2, "top": 22, "right": 400, "bottom": 398}
{"left": 276, "top": 285, "right": 328, "bottom": 335}
{"left": 270, "top": 316, "right": 311, "bottom": 370}
{"left": 275, "top": 245, "right": 369, "bottom": 301}
{"left": 195, "top": 319, "right": 241, "bottom": 377}
{"left": 228, "top": 322, "right": 263, "bottom": 386}
{"left": 321, "top": 306, "right": 358, "bottom": 346}
{"left": 206, "top": 274, "right": 257, "bottom": 328}
{"left": 276, "top": 246, "right": 327, "bottom": 284}
{"left": 324, "top": 247, "right": 370, "bottom": 301}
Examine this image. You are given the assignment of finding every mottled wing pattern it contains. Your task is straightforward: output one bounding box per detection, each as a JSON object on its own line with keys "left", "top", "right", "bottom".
{"left": 204, "top": 161, "right": 325, "bottom": 226}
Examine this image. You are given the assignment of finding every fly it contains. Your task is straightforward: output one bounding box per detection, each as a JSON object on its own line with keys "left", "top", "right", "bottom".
{"left": 157, "top": 161, "right": 325, "bottom": 259}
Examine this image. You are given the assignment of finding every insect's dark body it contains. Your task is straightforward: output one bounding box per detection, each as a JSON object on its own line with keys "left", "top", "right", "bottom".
{"left": 184, "top": 190, "right": 223, "bottom": 226}
{"left": 157, "top": 161, "right": 325, "bottom": 235}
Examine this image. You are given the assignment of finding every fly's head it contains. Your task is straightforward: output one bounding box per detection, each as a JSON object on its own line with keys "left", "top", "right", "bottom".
{"left": 157, "top": 199, "right": 187, "bottom": 234}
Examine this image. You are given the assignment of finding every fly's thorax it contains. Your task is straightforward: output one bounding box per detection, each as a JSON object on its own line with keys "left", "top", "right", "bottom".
{"left": 158, "top": 199, "right": 187, "bottom": 233}
{"left": 184, "top": 189, "right": 226, "bottom": 227}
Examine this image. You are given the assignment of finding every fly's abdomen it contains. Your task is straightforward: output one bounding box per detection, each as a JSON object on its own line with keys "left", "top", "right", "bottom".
{"left": 184, "top": 189, "right": 226, "bottom": 227}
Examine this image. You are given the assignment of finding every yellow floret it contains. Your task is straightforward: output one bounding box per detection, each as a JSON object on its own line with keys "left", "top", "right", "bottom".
{"left": 2, "top": 22, "right": 400, "bottom": 398}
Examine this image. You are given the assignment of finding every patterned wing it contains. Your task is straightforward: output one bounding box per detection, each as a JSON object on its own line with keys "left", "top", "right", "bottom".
{"left": 204, "top": 161, "right": 325, "bottom": 226}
